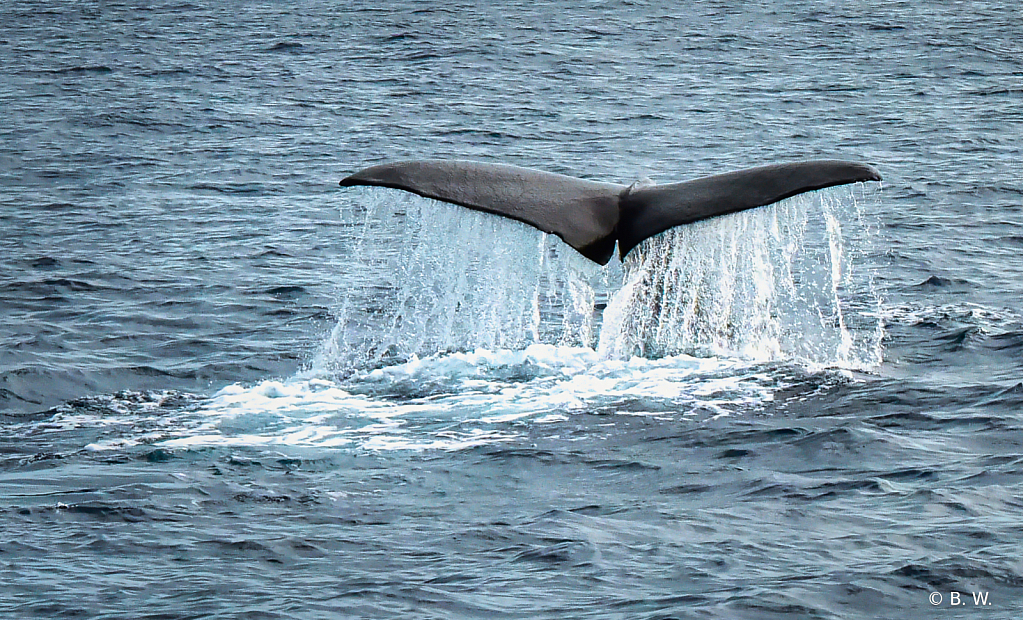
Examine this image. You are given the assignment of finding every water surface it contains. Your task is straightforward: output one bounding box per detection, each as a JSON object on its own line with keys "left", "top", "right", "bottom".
{"left": 2, "top": 1, "right": 1022, "bottom": 618}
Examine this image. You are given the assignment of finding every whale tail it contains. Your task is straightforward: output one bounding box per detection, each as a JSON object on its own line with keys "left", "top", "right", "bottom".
{"left": 339, "top": 159, "right": 881, "bottom": 265}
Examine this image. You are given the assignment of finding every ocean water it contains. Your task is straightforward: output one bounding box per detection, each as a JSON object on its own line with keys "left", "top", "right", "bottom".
{"left": 2, "top": 1, "right": 1022, "bottom": 618}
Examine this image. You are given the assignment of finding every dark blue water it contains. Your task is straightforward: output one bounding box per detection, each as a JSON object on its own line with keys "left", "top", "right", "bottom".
{"left": 2, "top": 1, "right": 1022, "bottom": 618}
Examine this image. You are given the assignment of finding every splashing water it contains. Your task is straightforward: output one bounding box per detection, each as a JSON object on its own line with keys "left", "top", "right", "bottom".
{"left": 313, "top": 189, "right": 614, "bottom": 376}
{"left": 598, "top": 184, "right": 884, "bottom": 369}
{"left": 65, "top": 185, "right": 884, "bottom": 455}
{"left": 317, "top": 183, "right": 883, "bottom": 374}
{"left": 75, "top": 345, "right": 794, "bottom": 454}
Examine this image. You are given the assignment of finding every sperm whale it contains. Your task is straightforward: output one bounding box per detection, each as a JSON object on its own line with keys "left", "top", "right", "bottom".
{"left": 340, "top": 159, "right": 881, "bottom": 264}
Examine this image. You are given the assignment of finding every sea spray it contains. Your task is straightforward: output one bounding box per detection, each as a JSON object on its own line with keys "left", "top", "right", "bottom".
{"left": 598, "top": 184, "right": 884, "bottom": 368}
{"left": 317, "top": 184, "right": 883, "bottom": 374}
{"left": 312, "top": 189, "right": 606, "bottom": 376}
{"left": 118, "top": 187, "right": 885, "bottom": 453}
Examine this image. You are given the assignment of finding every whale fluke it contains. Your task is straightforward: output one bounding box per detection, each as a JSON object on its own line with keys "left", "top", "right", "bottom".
{"left": 340, "top": 160, "right": 624, "bottom": 263}
{"left": 340, "top": 159, "right": 881, "bottom": 265}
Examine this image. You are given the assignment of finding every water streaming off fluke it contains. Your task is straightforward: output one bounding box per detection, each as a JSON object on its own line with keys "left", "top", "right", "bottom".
{"left": 313, "top": 188, "right": 614, "bottom": 377}
{"left": 317, "top": 183, "right": 883, "bottom": 374}
{"left": 119, "top": 183, "right": 883, "bottom": 453}
{"left": 599, "top": 185, "right": 884, "bottom": 369}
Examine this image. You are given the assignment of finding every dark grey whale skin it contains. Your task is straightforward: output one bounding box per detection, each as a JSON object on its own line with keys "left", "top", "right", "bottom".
{"left": 340, "top": 160, "right": 881, "bottom": 264}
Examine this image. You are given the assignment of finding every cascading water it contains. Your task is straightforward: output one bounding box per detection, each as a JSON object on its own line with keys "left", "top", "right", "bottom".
{"left": 91, "top": 183, "right": 884, "bottom": 454}
{"left": 315, "top": 183, "right": 883, "bottom": 376}
{"left": 598, "top": 184, "right": 884, "bottom": 369}
{"left": 312, "top": 189, "right": 613, "bottom": 376}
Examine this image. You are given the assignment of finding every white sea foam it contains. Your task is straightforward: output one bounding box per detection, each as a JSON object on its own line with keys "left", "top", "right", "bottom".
{"left": 128, "top": 345, "right": 786, "bottom": 452}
